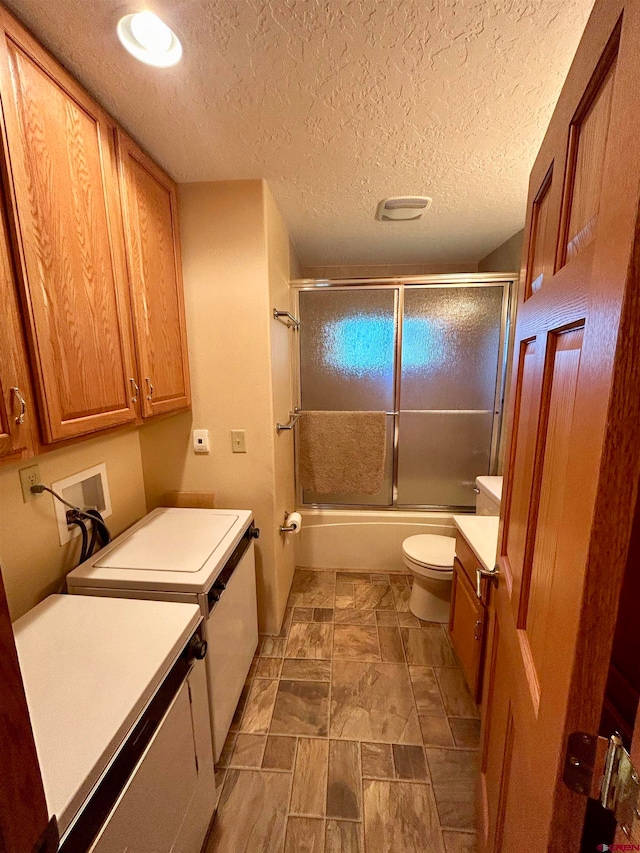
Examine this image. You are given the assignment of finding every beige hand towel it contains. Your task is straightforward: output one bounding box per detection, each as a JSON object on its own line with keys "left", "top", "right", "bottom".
{"left": 298, "top": 411, "right": 387, "bottom": 495}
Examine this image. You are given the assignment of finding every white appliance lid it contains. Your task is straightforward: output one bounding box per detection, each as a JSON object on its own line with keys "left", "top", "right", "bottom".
{"left": 94, "top": 510, "right": 239, "bottom": 573}
{"left": 14, "top": 595, "right": 200, "bottom": 836}
{"left": 402, "top": 534, "right": 456, "bottom": 568}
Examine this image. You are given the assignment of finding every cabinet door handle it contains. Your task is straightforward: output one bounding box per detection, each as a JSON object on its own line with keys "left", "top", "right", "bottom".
{"left": 474, "top": 619, "right": 482, "bottom": 641}
{"left": 145, "top": 377, "right": 154, "bottom": 401}
{"left": 129, "top": 378, "right": 139, "bottom": 403}
{"left": 476, "top": 565, "right": 500, "bottom": 600}
{"left": 10, "top": 387, "right": 26, "bottom": 425}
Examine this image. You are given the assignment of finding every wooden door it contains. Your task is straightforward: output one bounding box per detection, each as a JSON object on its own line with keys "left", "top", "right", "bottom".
{"left": 0, "top": 10, "right": 137, "bottom": 442}
{"left": 479, "top": 2, "right": 640, "bottom": 851}
{"left": 0, "top": 181, "right": 36, "bottom": 462}
{"left": 116, "top": 131, "right": 190, "bottom": 418}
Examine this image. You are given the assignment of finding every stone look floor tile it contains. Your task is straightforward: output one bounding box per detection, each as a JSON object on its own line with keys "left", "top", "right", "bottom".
{"left": 333, "top": 625, "right": 381, "bottom": 661}
{"left": 330, "top": 661, "right": 422, "bottom": 744}
{"left": 449, "top": 718, "right": 481, "bottom": 749}
{"left": 230, "top": 733, "right": 266, "bottom": 767}
{"left": 206, "top": 769, "right": 290, "bottom": 853}
{"left": 427, "top": 748, "right": 478, "bottom": 831}
{"left": 271, "top": 680, "right": 330, "bottom": 736}
{"left": 401, "top": 627, "right": 457, "bottom": 666}
{"left": 435, "top": 668, "right": 480, "bottom": 719}
{"left": 281, "top": 659, "right": 332, "bottom": 681}
{"left": 325, "top": 820, "right": 362, "bottom": 853}
{"left": 353, "top": 583, "right": 394, "bottom": 611}
{"left": 262, "top": 735, "right": 297, "bottom": 770}
{"left": 286, "top": 622, "right": 333, "bottom": 660}
{"left": 214, "top": 566, "right": 480, "bottom": 852}
{"left": 327, "top": 740, "right": 362, "bottom": 820}
{"left": 409, "top": 666, "right": 447, "bottom": 716}
{"left": 335, "top": 609, "right": 377, "bottom": 626}
{"left": 290, "top": 738, "right": 329, "bottom": 816}
{"left": 378, "top": 626, "right": 406, "bottom": 662}
{"left": 363, "top": 779, "right": 444, "bottom": 853}
{"left": 256, "top": 657, "right": 283, "bottom": 679}
{"left": 392, "top": 744, "right": 429, "bottom": 781}
{"left": 442, "top": 830, "right": 478, "bottom": 853}
{"left": 284, "top": 817, "right": 325, "bottom": 853}
{"left": 420, "top": 715, "right": 455, "bottom": 747}
{"left": 360, "top": 742, "right": 395, "bottom": 779}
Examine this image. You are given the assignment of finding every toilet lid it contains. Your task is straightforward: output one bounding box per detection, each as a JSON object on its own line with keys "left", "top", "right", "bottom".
{"left": 402, "top": 534, "right": 455, "bottom": 569}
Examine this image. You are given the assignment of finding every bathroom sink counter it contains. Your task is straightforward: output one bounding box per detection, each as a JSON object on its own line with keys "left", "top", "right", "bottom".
{"left": 452, "top": 515, "right": 500, "bottom": 573}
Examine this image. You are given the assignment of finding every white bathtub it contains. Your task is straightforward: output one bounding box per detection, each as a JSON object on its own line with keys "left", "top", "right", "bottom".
{"left": 296, "top": 509, "right": 459, "bottom": 573}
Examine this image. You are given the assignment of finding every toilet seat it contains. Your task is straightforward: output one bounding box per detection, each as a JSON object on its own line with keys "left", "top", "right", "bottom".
{"left": 402, "top": 534, "right": 455, "bottom": 579}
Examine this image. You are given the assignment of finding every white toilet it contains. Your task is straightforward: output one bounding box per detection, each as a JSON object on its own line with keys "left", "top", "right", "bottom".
{"left": 401, "top": 534, "right": 456, "bottom": 623}
{"left": 402, "top": 475, "right": 504, "bottom": 623}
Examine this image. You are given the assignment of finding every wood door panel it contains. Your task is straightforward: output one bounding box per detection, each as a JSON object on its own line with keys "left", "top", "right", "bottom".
{"left": 0, "top": 182, "right": 36, "bottom": 461}
{"left": 117, "top": 131, "right": 190, "bottom": 418}
{"left": 0, "top": 20, "right": 136, "bottom": 441}
{"left": 449, "top": 562, "right": 484, "bottom": 701}
{"left": 525, "top": 165, "right": 554, "bottom": 297}
{"left": 502, "top": 338, "right": 542, "bottom": 598}
{"left": 520, "top": 328, "right": 584, "bottom": 702}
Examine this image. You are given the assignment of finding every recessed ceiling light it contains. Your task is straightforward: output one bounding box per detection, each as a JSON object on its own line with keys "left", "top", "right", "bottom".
{"left": 117, "top": 11, "right": 182, "bottom": 67}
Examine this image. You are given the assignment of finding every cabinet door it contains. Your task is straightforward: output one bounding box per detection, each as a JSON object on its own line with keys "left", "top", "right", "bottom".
{"left": 0, "top": 185, "right": 36, "bottom": 462}
{"left": 449, "top": 559, "right": 485, "bottom": 702}
{"left": 116, "top": 131, "right": 190, "bottom": 417}
{"left": 0, "top": 15, "right": 137, "bottom": 442}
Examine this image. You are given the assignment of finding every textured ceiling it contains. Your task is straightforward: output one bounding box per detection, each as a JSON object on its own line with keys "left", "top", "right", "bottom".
{"left": 4, "top": 0, "right": 594, "bottom": 266}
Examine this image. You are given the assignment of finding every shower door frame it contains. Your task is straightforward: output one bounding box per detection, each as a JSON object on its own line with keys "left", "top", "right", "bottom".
{"left": 290, "top": 272, "right": 517, "bottom": 512}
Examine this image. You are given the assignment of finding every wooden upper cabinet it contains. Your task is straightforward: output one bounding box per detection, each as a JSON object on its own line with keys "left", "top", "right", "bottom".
{"left": 0, "top": 14, "right": 137, "bottom": 442}
{"left": 116, "top": 131, "right": 190, "bottom": 418}
{"left": 0, "top": 186, "right": 36, "bottom": 462}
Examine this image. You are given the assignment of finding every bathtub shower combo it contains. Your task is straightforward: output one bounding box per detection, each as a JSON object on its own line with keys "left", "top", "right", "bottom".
{"left": 288, "top": 274, "right": 515, "bottom": 620}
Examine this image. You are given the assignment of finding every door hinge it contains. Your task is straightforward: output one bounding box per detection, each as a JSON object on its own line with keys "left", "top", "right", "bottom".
{"left": 563, "top": 732, "right": 640, "bottom": 836}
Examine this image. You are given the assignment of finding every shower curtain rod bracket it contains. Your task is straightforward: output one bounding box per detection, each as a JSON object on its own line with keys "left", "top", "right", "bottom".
{"left": 273, "top": 309, "right": 300, "bottom": 329}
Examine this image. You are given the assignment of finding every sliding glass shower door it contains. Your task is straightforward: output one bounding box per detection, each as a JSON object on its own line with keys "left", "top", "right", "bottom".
{"left": 297, "top": 280, "right": 509, "bottom": 510}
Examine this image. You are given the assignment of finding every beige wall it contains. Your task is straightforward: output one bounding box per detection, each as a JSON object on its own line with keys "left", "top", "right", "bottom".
{"left": 0, "top": 429, "right": 146, "bottom": 621}
{"left": 139, "top": 179, "right": 296, "bottom": 635}
{"left": 478, "top": 229, "right": 524, "bottom": 273}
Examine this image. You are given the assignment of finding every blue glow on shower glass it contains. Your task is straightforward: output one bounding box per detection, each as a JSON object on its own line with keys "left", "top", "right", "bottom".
{"left": 402, "top": 316, "right": 446, "bottom": 372}
{"left": 324, "top": 314, "right": 394, "bottom": 377}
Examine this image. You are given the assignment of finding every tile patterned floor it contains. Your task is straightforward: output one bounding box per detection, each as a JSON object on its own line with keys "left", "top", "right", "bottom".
{"left": 207, "top": 569, "right": 479, "bottom": 853}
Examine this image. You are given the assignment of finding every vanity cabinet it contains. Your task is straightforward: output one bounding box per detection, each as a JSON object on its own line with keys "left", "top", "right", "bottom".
{"left": 449, "top": 533, "right": 488, "bottom": 703}
{"left": 0, "top": 15, "right": 138, "bottom": 443}
{"left": 116, "top": 131, "right": 190, "bottom": 418}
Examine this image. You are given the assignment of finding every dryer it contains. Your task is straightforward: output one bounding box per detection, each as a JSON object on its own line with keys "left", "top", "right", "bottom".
{"left": 67, "top": 507, "right": 259, "bottom": 761}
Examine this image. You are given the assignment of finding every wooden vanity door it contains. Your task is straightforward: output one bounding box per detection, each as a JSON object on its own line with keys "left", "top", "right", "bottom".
{"left": 0, "top": 14, "right": 137, "bottom": 442}
{"left": 116, "top": 131, "right": 190, "bottom": 418}
{"left": 479, "top": 2, "right": 640, "bottom": 851}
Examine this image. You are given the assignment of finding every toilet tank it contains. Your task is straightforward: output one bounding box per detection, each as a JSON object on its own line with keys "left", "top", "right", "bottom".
{"left": 475, "top": 476, "right": 502, "bottom": 516}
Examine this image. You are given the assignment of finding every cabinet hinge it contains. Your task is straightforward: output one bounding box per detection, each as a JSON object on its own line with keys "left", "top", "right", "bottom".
{"left": 563, "top": 732, "right": 640, "bottom": 836}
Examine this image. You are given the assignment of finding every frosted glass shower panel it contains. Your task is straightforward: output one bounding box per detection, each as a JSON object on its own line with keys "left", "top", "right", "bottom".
{"left": 396, "top": 411, "right": 494, "bottom": 507}
{"left": 299, "top": 289, "right": 397, "bottom": 411}
{"left": 401, "top": 286, "right": 504, "bottom": 410}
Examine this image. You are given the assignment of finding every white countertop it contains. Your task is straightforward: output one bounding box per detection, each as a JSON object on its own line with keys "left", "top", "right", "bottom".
{"left": 14, "top": 594, "right": 201, "bottom": 835}
{"left": 67, "top": 507, "right": 253, "bottom": 594}
{"left": 453, "top": 514, "right": 500, "bottom": 572}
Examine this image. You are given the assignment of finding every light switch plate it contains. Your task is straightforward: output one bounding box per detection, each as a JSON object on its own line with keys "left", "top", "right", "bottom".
{"left": 231, "top": 430, "right": 246, "bottom": 453}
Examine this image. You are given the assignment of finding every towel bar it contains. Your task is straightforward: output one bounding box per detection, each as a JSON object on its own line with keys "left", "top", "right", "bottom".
{"left": 273, "top": 309, "right": 300, "bottom": 329}
{"left": 276, "top": 408, "right": 301, "bottom": 433}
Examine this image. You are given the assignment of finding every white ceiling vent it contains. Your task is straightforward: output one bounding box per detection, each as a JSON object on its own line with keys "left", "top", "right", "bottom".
{"left": 376, "top": 196, "right": 432, "bottom": 222}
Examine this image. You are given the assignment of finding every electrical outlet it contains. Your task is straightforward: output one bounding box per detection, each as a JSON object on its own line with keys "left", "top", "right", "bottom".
{"left": 231, "top": 430, "right": 246, "bottom": 453}
{"left": 19, "top": 465, "right": 41, "bottom": 503}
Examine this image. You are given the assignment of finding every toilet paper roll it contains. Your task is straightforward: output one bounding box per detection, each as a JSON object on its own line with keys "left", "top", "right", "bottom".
{"left": 284, "top": 512, "right": 302, "bottom": 534}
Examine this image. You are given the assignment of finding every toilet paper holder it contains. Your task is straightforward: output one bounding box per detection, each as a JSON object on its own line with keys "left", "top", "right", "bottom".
{"left": 279, "top": 511, "right": 301, "bottom": 533}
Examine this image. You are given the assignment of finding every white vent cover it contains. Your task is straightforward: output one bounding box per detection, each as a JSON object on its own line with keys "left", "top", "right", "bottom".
{"left": 376, "top": 196, "right": 432, "bottom": 222}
